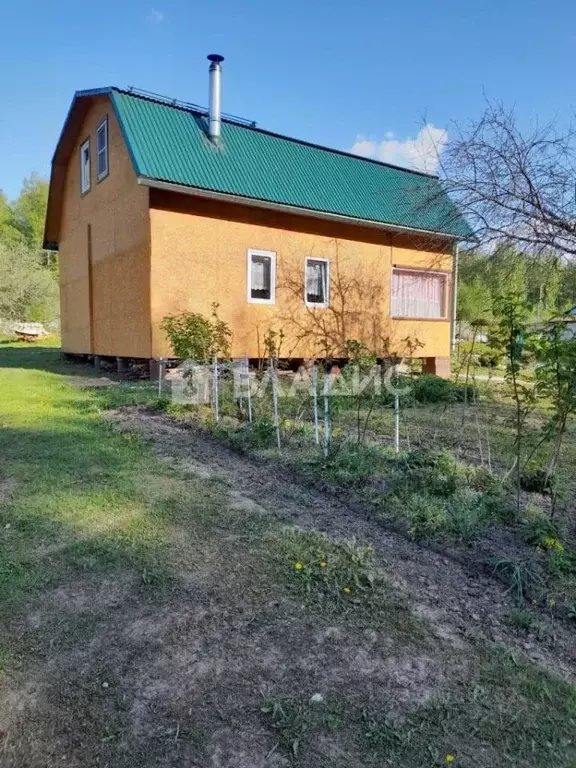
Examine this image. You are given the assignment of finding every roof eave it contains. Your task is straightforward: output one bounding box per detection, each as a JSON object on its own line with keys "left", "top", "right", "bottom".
{"left": 50, "top": 88, "right": 114, "bottom": 164}
{"left": 138, "top": 177, "right": 470, "bottom": 242}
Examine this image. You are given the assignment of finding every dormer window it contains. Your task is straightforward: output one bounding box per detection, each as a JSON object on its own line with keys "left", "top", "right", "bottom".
{"left": 80, "top": 138, "right": 91, "bottom": 194}
{"left": 96, "top": 117, "right": 109, "bottom": 181}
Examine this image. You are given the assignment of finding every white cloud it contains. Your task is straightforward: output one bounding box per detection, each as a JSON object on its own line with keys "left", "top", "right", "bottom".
{"left": 350, "top": 124, "right": 448, "bottom": 174}
{"left": 145, "top": 9, "right": 165, "bottom": 24}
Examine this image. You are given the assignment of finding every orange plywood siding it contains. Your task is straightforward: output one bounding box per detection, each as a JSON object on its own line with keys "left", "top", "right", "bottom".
{"left": 149, "top": 192, "right": 452, "bottom": 360}
{"left": 58, "top": 96, "right": 151, "bottom": 357}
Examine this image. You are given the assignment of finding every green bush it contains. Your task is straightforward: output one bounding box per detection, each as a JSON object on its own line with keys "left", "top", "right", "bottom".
{"left": 402, "top": 448, "right": 445, "bottom": 469}
{"left": 219, "top": 418, "right": 277, "bottom": 450}
{"left": 548, "top": 549, "right": 576, "bottom": 578}
{"left": 319, "top": 441, "right": 393, "bottom": 486}
{"left": 508, "top": 608, "right": 534, "bottom": 631}
{"left": 452, "top": 382, "right": 478, "bottom": 402}
{"left": 396, "top": 449, "right": 462, "bottom": 498}
{"left": 489, "top": 556, "right": 545, "bottom": 602}
{"left": 411, "top": 375, "right": 477, "bottom": 404}
{"left": 520, "top": 469, "right": 555, "bottom": 495}
{"left": 478, "top": 352, "right": 501, "bottom": 368}
{"left": 522, "top": 506, "right": 563, "bottom": 550}
{"left": 401, "top": 493, "right": 448, "bottom": 539}
{"left": 445, "top": 489, "right": 494, "bottom": 540}
{"left": 387, "top": 450, "right": 504, "bottom": 540}
{"left": 412, "top": 375, "right": 455, "bottom": 403}
{"left": 282, "top": 530, "right": 375, "bottom": 601}
{"left": 161, "top": 303, "right": 231, "bottom": 361}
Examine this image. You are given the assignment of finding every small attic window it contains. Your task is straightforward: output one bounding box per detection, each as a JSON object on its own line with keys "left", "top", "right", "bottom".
{"left": 96, "top": 117, "right": 109, "bottom": 181}
{"left": 80, "top": 138, "right": 91, "bottom": 194}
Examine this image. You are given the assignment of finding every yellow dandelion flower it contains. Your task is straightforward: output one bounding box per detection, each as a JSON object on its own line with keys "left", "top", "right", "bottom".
{"left": 343, "top": 587, "right": 352, "bottom": 594}
{"left": 320, "top": 561, "right": 328, "bottom": 568}
{"left": 294, "top": 562, "right": 304, "bottom": 571}
{"left": 444, "top": 756, "right": 456, "bottom": 765}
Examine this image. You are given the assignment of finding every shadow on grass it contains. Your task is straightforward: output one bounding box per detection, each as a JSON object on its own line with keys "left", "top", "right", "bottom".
{"left": 0, "top": 344, "right": 97, "bottom": 377}
{"left": 0, "top": 424, "right": 178, "bottom": 614}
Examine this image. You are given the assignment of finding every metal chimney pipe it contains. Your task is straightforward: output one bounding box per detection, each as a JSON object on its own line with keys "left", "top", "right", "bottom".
{"left": 207, "top": 54, "right": 224, "bottom": 144}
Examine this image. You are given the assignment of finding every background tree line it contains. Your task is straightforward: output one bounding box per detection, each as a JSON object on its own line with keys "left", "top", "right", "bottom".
{"left": 457, "top": 246, "right": 575, "bottom": 331}
{"left": 0, "top": 174, "right": 58, "bottom": 326}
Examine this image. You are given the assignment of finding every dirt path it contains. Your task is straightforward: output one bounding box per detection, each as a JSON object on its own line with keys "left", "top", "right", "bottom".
{"left": 107, "top": 407, "right": 576, "bottom": 681}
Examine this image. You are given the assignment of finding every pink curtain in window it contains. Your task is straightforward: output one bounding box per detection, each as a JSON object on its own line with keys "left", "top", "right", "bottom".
{"left": 391, "top": 271, "right": 445, "bottom": 318}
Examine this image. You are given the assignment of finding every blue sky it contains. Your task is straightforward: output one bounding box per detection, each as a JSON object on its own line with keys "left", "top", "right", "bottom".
{"left": 1, "top": 0, "right": 575, "bottom": 199}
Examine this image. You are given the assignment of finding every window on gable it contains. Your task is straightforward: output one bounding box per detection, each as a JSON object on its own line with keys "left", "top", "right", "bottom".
{"left": 247, "top": 249, "right": 276, "bottom": 304}
{"left": 80, "top": 139, "right": 91, "bottom": 194}
{"left": 391, "top": 269, "right": 447, "bottom": 319}
{"left": 305, "top": 258, "right": 329, "bottom": 307}
{"left": 96, "top": 117, "right": 109, "bottom": 181}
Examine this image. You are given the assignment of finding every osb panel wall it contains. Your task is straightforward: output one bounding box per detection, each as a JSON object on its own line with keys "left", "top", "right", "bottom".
{"left": 58, "top": 96, "right": 151, "bottom": 357}
{"left": 150, "top": 191, "right": 452, "bottom": 360}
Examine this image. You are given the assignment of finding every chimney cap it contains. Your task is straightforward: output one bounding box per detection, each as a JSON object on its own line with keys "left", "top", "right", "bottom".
{"left": 207, "top": 54, "right": 224, "bottom": 64}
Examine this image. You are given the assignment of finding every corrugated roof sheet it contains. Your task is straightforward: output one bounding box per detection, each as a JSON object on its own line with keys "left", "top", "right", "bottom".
{"left": 109, "top": 89, "right": 472, "bottom": 239}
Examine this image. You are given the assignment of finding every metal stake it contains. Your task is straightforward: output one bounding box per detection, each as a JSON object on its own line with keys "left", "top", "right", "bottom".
{"left": 245, "top": 355, "right": 253, "bottom": 423}
{"left": 323, "top": 368, "right": 330, "bottom": 458}
{"left": 212, "top": 356, "right": 220, "bottom": 423}
{"left": 312, "top": 363, "right": 320, "bottom": 445}
{"left": 394, "top": 394, "right": 400, "bottom": 453}
{"left": 157, "top": 358, "right": 164, "bottom": 398}
{"left": 271, "top": 357, "right": 281, "bottom": 450}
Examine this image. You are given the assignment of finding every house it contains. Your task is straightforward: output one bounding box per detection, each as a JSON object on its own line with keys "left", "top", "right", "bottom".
{"left": 43, "top": 55, "right": 472, "bottom": 378}
{"left": 549, "top": 306, "right": 576, "bottom": 340}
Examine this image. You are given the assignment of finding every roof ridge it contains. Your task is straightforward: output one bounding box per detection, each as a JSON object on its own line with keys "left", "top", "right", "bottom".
{"left": 111, "top": 86, "right": 440, "bottom": 180}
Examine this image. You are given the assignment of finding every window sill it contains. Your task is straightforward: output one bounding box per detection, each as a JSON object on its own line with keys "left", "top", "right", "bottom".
{"left": 96, "top": 170, "right": 109, "bottom": 184}
{"left": 391, "top": 315, "right": 449, "bottom": 322}
{"left": 248, "top": 297, "right": 276, "bottom": 306}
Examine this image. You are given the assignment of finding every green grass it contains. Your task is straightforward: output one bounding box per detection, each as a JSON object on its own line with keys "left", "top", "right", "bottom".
{"left": 2, "top": 343, "right": 576, "bottom": 767}
{"left": 262, "top": 650, "right": 576, "bottom": 767}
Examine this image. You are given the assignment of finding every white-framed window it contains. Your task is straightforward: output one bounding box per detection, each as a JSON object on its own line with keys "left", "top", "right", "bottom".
{"left": 391, "top": 268, "right": 447, "bottom": 319}
{"left": 96, "top": 116, "right": 109, "bottom": 181}
{"left": 305, "top": 257, "right": 329, "bottom": 308}
{"left": 247, "top": 249, "right": 276, "bottom": 304}
{"left": 80, "top": 138, "right": 91, "bottom": 194}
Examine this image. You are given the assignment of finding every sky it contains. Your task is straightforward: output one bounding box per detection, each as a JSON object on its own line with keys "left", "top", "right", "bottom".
{"left": 1, "top": 0, "right": 576, "bottom": 199}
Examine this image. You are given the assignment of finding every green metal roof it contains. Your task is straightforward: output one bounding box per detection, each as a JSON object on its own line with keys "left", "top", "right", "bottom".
{"left": 108, "top": 89, "right": 472, "bottom": 239}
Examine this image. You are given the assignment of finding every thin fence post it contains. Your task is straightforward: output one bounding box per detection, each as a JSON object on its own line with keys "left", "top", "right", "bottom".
{"left": 238, "top": 364, "right": 243, "bottom": 410}
{"left": 394, "top": 394, "right": 400, "bottom": 454}
{"left": 245, "top": 354, "right": 253, "bottom": 423}
{"left": 212, "top": 356, "right": 220, "bottom": 423}
{"left": 312, "top": 363, "right": 320, "bottom": 445}
{"left": 270, "top": 356, "right": 281, "bottom": 450}
{"left": 323, "top": 367, "right": 330, "bottom": 458}
{"left": 157, "top": 358, "right": 164, "bottom": 398}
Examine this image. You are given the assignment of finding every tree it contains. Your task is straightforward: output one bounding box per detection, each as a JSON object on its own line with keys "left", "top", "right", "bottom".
{"left": 0, "top": 242, "right": 58, "bottom": 322}
{"left": 457, "top": 277, "right": 493, "bottom": 325}
{"left": 491, "top": 254, "right": 534, "bottom": 518}
{"left": 0, "top": 190, "right": 23, "bottom": 246}
{"left": 558, "top": 260, "right": 576, "bottom": 310}
{"left": 533, "top": 324, "right": 576, "bottom": 515}
{"left": 12, "top": 174, "right": 49, "bottom": 250}
{"left": 436, "top": 102, "right": 576, "bottom": 258}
